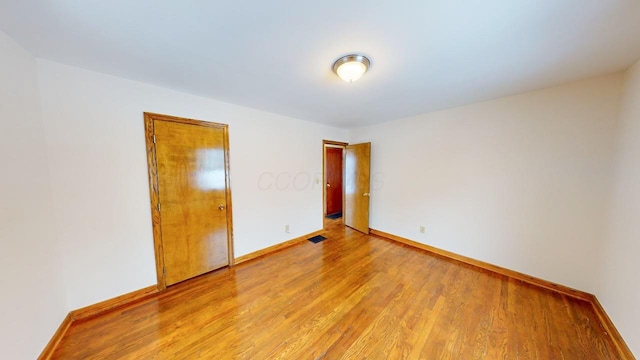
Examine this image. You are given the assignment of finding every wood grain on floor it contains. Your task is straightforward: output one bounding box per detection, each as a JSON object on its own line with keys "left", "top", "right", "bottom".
{"left": 52, "top": 219, "right": 619, "bottom": 359}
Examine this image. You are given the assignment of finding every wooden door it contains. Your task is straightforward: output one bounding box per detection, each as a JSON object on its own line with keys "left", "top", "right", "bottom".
{"left": 144, "top": 113, "right": 233, "bottom": 289}
{"left": 344, "top": 142, "right": 371, "bottom": 234}
{"left": 325, "top": 147, "right": 343, "bottom": 216}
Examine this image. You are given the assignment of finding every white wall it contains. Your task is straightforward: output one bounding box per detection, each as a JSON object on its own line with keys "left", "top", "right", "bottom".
{"left": 350, "top": 74, "right": 623, "bottom": 293}
{"left": 36, "top": 60, "right": 348, "bottom": 310}
{"left": 598, "top": 60, "right": 640, "bottom": 355}
{"left": 0, "top": 31, "right": 67, "bottom": 359}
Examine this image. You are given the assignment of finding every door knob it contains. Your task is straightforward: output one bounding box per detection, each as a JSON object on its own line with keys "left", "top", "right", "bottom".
{"left": 326, "top": 183, "right": 331, "bottom": 187}
{"left": 363, "top": 193, "right": 370, "bottom": 197}
{"left": 218, "top": 205, "right": 225, "bottom": 210}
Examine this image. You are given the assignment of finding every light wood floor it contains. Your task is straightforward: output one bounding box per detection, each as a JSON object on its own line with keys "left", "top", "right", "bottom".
{"left": 52, "top": 218, "right": 618, "bottom": 359}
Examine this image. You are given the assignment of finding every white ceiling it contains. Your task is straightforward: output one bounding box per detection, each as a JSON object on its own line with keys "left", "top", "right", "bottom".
{"left": 1, "top": 1, "right": 640, "bottom": 128}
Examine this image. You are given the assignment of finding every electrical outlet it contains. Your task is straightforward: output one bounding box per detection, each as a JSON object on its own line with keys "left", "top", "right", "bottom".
{"left": 285, "top": 224, "right": 290, "bottom": 233}
{"left": 419, "top": 226, "right": 425, "bottom": 234}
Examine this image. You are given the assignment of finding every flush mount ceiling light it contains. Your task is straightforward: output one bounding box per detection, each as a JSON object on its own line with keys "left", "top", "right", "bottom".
{"left": 332, "top": 54, "right": 371, "bottom": 83}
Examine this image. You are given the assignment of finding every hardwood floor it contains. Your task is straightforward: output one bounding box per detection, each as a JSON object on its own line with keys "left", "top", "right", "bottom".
{"left": 52, "top": 219, "right": 620, "bottom": 359}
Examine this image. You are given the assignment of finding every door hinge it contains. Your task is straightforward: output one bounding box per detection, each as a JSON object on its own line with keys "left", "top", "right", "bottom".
{"left": 163, "top": 267, "right": 166, "bottom": 276}
{"left": 157, "top": 202, "right": 161, "bottom": 211}
{"left": 152, "top": 134, "right": 156, "bottom": 143}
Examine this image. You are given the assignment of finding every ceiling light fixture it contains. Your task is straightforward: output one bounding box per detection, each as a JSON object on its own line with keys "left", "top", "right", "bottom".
{"left": 332, "top": 54, "right": 371, "bottom": 83}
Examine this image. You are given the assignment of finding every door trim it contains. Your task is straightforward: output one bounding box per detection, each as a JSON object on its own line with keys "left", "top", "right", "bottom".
{"left": 143, "top": 112, "right": 235, "bottom": 291}
{"left": 322, "top": 140, "right": 348, "bottom": 221}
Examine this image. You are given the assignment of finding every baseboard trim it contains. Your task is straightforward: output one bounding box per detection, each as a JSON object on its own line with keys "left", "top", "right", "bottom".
{"left": 70, "top": 285, "right": 159, "bottom": 321}
{"left": 39, "top": 285, "right": 159, "bottom": 359}
{"left": 370, "top": 228, "right": 591, "bottom": 301}
{"left": 589, "top": 296, "right": 636, "bottom": 359}
{"left": 38, "top": 313, "right": 72, "bottom": 360}
{"left": 234, "top": 229, "right": 324, "bottom": 265}
{"left": 370, "top": 228, "right": 635, "bottom": 359}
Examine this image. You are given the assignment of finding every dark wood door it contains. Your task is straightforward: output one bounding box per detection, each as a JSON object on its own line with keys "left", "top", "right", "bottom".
{"left": 146, "top": 113, "right": 233, "bottom": 287}
{"left": 344, "top": 143, "right": 371, "bottom": 234}
{"left": 325, "top": 147, "right": 343, "bottom": 216}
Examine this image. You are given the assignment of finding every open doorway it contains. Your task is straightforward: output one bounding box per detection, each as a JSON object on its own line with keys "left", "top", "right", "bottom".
{"left": 323, "top": 140, "right": 347, "bottom": 222}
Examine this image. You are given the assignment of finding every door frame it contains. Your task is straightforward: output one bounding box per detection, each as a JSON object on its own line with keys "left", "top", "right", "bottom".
{"left": 322, "top": 140, "right": 348, "bottom": 222}
{"left": 143, "top": 112, "right": 235, "bottom": 291}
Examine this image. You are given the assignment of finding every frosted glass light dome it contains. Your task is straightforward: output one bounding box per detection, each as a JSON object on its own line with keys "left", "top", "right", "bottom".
{"left": 332, "top": 54, "right": 371, "bottom": 83}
